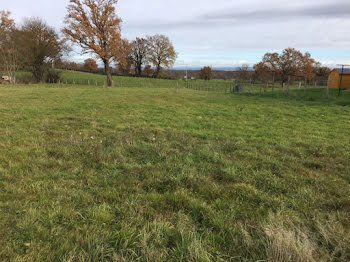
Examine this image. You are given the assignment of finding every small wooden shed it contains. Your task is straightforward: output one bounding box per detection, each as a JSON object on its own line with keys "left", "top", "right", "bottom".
{"left": 329, "top": 69, "right": 350, "bottom": 89}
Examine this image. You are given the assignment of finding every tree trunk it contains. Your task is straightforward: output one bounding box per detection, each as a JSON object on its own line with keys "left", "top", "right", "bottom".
{"left": 304, "top": 77, "right": 307, "bottom": 97}
{"left": 137, "top": 64, "right": 142, "bottom": 77}
{"left": 155, "top": 64, "right": 161, "bottom": 78}
{"left": 104, "top": 60, "right": 114, "bottom": 87}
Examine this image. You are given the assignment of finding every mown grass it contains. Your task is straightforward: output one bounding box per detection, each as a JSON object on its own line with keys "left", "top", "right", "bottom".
{"left": 0, "top": 83, "right": 349, "bottom": 261}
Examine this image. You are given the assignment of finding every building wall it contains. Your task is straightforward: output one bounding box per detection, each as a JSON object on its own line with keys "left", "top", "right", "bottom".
{"left": 329, "top": 70, "right": 339, "bottom": 89}
{"left": 329, "top": 70, "right": 350, "bottom": 89}
{"left": 341, "top": 75, "right": 350, "bottom": 89}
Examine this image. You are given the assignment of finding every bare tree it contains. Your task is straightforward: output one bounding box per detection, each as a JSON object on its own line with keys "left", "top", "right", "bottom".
{"left": 130, "top": 37, "right": 149, "bottom": 77}
{"left": 0, "top": 11, "right": 19, "bottom": 83}
{"left": 237, "top": 64, "right": 251, "bottom": 80}
{"left": 147, "top": 34, "right": 177, "bottom": 78}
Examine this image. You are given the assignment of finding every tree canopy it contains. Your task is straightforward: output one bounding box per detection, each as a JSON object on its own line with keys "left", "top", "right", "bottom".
{"left": 147, "top": 35, "right": 177, "bottom": 78}
{"left": 63, "top": 0, "right": 125, "bottom": 86}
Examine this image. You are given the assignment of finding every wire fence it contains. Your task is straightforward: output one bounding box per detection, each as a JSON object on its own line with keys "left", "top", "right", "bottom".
{"left": 45, "top": 76, "right": 349, "bottom": 100}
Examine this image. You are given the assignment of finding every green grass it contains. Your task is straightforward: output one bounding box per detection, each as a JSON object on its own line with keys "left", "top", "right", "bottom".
{"left": 59, "top": 70, "right": 332, "bottom": 98}
{"left": 59, "top": 70, "right": 233, "bottom": 90}
{"left": 6, "top": 69, "right": 330, "bottom": 96}
{"left": 0, "top": 83, "right": 350, "bottom": 261}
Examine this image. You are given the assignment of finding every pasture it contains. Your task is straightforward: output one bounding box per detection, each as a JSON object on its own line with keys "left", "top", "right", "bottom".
{"left": 0, "top": 81, "right": 349, "bottom": 261}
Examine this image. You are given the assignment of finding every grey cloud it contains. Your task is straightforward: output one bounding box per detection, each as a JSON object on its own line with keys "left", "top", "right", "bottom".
{"left": 126, "top": 0, "right": 350, "bottom": 31}
{"left": 202, "top": 1, "right": 350, "bottom": 22}
{"left": 3, "top": 0, "right": 349, "bottom": 67}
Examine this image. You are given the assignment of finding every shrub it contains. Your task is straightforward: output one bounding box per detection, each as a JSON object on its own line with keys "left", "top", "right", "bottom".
{"left": 16, "top": 73, "right": 35, "bottom": 84}
{"left": 45, "top": 69, "right": 62, "bottom": 83}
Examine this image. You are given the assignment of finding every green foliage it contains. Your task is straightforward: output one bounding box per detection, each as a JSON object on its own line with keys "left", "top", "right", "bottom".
{"left": 0, "top": 84, "right": 349, "bottom": 261}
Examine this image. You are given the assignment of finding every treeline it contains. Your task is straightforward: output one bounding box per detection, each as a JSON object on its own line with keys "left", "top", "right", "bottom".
{"left": 0, "top": 0, "right": 177, "bottom": 86}
{"left": 198, "top": 48, "right": 331, "bottom": 84}
{"left": 0, "top": 13, "right": 64, "bottom": 84}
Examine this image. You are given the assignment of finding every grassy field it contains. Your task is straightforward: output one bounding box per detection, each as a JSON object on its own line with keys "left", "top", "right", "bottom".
{"left": 5, "top": 69, "right": 330, "bottom": 95}
{"left": 59, "top": 70, "right": 331, "bottom": 97}
{"left": 59, "top": 70, "right": 234, "bottom": 90}
{"left": 0, "top": 83, "right": 350, "bottom": 261}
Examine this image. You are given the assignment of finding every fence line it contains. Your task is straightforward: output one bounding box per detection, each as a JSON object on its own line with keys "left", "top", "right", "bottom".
{"left": 44, "top": 76, "right": 343, "bottom": 99}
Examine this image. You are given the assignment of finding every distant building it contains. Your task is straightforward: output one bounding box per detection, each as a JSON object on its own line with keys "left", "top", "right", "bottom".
{"left": 329, "top": 69, "right": 350, "bottom": 89}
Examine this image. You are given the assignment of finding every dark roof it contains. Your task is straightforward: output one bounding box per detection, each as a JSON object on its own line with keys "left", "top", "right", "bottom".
{"left": 334, "top": 68, "right": 350, "bottom": 75}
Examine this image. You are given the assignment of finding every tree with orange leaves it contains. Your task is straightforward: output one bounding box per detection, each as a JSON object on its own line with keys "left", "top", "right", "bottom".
{"left": 298, "top": 52, "right": 318, "bottom": 96}
{"left": 199, "top": 66, "right": 213, "bottom": 80}
{"left": 298, "top": 52, "right": 317, "bottom": 82}
{"left": 262, "top": 48, "right": 303, "bottom": 86}
{"left": 254, "top": 62, "right": 270, "bottom": 83}
{"left": 84, "top": 58, "right": 98, "bottom": 72}
{"left": 63, "top": 0, "right": 125, "bottom": 86}
{"left": 116, "top": 39, "right": 134, "bottom": 75}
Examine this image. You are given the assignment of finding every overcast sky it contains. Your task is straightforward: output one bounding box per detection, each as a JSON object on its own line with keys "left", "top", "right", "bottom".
{"left": 2, "top": 0, "right": 350, "bottom": 68}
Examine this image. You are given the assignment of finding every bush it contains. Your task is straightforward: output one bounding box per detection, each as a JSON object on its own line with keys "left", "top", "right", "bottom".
{"left": 45, "top": 69, "right": 62, "bottom": 83}
{"left": 16, "top": 73, "right": 35, "bottom": 84}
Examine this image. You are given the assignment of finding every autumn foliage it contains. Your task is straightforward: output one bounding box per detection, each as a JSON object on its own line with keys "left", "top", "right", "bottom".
{"left": 255, "top": 48, "right": 320, "bottom": 86}
{"left": 63, "top": 0, "right": 125, "bottom": 86}
{"left": 199, "top": 66, "right": 213, "bottom": 80}
{"left": 84, "top": 58, "right": 98, "bottom": 72}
